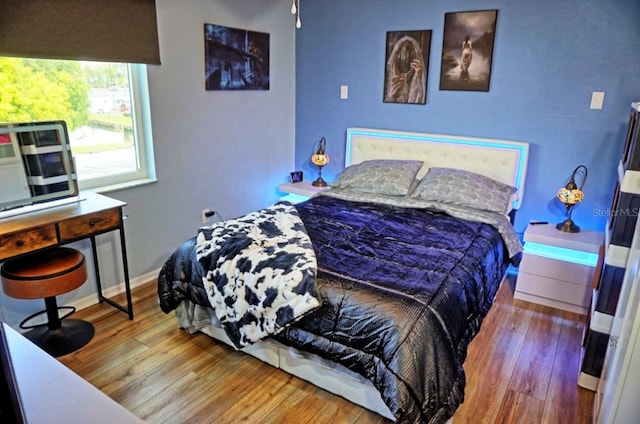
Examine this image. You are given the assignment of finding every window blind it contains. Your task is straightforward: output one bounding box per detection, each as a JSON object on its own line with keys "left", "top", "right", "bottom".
{"left": 0, "top": 0, "right": 160, "bottom": 64}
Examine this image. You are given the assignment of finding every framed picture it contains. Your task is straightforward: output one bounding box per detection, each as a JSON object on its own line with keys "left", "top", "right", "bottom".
{"left": 439, "top": 9, "right": 498, "bottom": 92}
{"left": 204, "top": 23, "right": 270, "bottom": 91}
{"left": 383, "top": 30, "right": 432, "bottom": 105}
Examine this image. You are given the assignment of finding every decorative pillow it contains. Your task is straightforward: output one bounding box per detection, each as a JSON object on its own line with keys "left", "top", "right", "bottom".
{"left": 331, "top": 159, "right": 424, "bottom": 196}
{"left": 410, "top": 167, "right": 516, "bottom": 214}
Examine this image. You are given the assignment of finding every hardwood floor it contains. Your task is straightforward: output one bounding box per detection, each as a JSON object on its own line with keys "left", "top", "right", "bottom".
{"left": 58, "top": 272, "right": 594, "bottom": 423}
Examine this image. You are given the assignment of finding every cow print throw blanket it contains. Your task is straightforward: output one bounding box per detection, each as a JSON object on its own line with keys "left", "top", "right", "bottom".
{"left": 195, "top": 202, "right": 320, "bottom": 348}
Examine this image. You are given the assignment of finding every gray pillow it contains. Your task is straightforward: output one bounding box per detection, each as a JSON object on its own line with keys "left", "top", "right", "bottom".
{"left": 331, "top": 159, "right": 424, "bottom": 196}
{"left": 410, "top": 167, "right": 516, "bottom": 214}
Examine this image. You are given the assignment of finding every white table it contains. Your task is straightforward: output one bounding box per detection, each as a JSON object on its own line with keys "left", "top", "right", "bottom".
{"left": 515, "top": 223, "right": 603, "bottom": 314}
{"left": 2, "top": 322, "right": 143, "bottom": 423}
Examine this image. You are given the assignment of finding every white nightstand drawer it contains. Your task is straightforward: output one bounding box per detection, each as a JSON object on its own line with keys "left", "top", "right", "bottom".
{"left": 516, "top": 272, "right": 591, "bottom": 308}
{"left": 519, "top": 252, "right": 594, "bottom": 286}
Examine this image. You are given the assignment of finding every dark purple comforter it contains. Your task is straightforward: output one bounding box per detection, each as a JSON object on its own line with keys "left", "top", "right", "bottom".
{"left": 157, "top": 195, "right": 509, "bottom": 423}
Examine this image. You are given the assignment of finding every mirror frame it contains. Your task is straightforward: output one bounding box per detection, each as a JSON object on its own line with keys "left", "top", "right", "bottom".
{"left": 0, "top": 120, "right": 78, "bottom": 214}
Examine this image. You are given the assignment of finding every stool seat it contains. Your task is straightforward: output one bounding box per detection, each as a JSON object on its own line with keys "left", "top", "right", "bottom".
{"left": 1, "top": 247, "right": 87, "bottom": 299}
{"left": 1, "top": 247, "right": 94, "bottom": 357}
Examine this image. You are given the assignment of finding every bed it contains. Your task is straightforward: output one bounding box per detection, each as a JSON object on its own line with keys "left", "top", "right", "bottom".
{"left": 157, "top": 128, "right": 529, "bottom": 423}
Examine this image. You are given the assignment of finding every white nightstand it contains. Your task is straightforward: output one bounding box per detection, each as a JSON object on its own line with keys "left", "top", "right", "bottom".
{"left": 514, "top": 223, "right": 604, "bottom": 315}
{"left": 278, "top": 181, "right": 330, "bottom": 203}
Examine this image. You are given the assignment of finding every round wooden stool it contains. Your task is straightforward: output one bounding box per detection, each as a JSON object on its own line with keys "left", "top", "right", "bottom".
{"left": 1, "top": 247, "right": 94, "bottom": 357}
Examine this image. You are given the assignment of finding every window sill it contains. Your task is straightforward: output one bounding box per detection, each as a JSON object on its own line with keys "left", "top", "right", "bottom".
{"left": 84, "top": 177, "right": 158, "bottom": 195}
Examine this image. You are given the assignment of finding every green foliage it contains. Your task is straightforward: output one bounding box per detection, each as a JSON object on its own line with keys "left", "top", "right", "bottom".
{"left": 0, "top": 58, "right": 127, "bottom": 131}
{"left": 0, "top": 58, "right": 88, "bottom": 130}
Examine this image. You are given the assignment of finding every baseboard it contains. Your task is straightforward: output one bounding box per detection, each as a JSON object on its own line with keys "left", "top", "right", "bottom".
{"left": 72, "top": 268, "right": 160, "bottom": 312}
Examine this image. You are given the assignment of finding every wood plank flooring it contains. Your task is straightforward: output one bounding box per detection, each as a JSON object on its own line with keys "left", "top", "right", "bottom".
{"left": 58, "top": 272, "right": 594, "bottom": 423}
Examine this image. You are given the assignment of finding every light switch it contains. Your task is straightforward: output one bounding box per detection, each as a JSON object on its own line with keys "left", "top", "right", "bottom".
{"left": 340, "top": 85, "right": 348, "bottom": 99}
{"left": 590, "top": 91, "right": 605, "bottom": 110}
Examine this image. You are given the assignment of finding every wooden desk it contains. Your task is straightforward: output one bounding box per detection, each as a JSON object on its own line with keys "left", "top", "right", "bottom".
{"left": 0, "top": 192, "right": 133, "bottom": 319}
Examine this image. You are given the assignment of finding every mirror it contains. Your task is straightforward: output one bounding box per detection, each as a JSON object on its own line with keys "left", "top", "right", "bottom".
{"left": 0, "top": 120, "right": 78, "bottom": 216}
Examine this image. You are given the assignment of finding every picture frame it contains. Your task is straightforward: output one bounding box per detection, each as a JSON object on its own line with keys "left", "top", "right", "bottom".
{"left": 439, "top": 9, "right": 498, "bottom": 92}
{"left": 204, "top": 23, "right": 270, "bottom": 91}
{"left": 383, "top": 30, "right": 432, "bottom": 105}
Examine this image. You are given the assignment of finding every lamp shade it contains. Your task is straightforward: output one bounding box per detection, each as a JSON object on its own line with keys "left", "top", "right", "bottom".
{"left": 311, "top": 153, "right": 329, "bottom": 167}
{"left": 556, "top": 187, "right": 584, "bottom": 205}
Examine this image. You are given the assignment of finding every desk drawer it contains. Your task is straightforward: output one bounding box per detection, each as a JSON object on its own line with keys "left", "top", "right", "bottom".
{"left": 59, "top": 209, "right": 120, "bottom": 241}
{"left": 0, "top": 225, "right": 57, "bottom": 260}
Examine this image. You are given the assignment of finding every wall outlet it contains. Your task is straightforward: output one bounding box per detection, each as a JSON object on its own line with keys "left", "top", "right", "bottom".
{"left": 202, "top": 208, "right": 210, "bottom": 224}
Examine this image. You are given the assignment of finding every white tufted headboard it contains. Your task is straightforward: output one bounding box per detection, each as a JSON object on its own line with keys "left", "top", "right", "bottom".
{"left": 345, "top": 128, "right": 530, "bottom": 209}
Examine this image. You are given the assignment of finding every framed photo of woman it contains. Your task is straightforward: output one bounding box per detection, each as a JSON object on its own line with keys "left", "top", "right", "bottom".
{"left": 439, "top": 10, "right": 498, "bottom": 92}
{"left": 383, "top": 30, "right": 432, "bottom": 105}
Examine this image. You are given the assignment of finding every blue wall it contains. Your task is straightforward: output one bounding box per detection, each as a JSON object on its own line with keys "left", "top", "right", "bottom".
{"left": 294, "top": 0, "right": 640, "bottom": 234}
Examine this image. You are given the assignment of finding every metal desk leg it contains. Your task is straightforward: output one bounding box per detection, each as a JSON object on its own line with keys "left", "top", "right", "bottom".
{"left": 119, "top": 224, "right": 134, "bottom": 320}
{"left": 90, "top": 235, "right": 104, "bottom": 303}
{"left": 90, "top": 226, "right": 134, "bottom": 320}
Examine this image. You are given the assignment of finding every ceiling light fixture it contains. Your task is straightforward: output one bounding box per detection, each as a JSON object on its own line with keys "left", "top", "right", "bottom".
{"left": 290, "top": 0, "right": 301, "bottom": 28}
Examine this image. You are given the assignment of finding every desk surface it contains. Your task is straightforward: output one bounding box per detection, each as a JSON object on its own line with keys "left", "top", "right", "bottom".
{"left": 0, "top": 192, "right": 125, "bottom": 236}
{"left": 3, "top": 322, "right": 143, "bottom": 423}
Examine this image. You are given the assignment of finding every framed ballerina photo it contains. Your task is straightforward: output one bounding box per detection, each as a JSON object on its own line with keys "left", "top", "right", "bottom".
{"left": 439, "top": 9, "right": 498, "bottom": 92}
{"left": 383, "top": 29, "right": 432, "bottom": 105}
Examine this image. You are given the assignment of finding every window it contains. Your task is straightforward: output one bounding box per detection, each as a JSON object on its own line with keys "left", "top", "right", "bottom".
{"left": 0, "top": 58, "right": 155, "bottom": 191}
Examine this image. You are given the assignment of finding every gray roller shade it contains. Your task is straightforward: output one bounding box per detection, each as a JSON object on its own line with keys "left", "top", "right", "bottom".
{"left": 0, "top": 0, "right": 161, "bottom": 64}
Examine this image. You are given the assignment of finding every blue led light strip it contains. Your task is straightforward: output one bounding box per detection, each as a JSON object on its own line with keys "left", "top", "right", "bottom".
{"left": 280, "top": 193, "right": 309, "bottom": 204}
{"left": 524, "top": 242, "right": 599, "bottom": 267}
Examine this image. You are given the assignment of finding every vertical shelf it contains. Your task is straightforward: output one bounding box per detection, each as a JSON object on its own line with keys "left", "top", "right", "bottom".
{"left": 580, "top": 102, "right": 640, "bottom": 391}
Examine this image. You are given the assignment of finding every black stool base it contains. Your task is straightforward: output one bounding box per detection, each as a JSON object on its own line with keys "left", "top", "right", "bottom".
{"left": 24, "top": 319, "right": 94, "bottom": 357}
